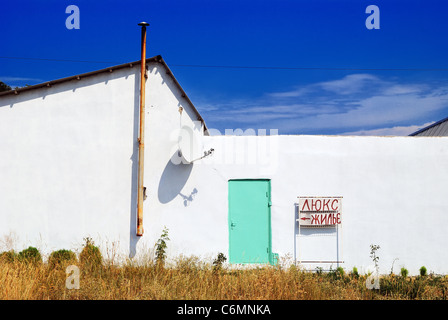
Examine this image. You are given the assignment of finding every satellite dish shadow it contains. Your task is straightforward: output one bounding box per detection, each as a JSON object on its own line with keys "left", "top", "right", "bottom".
{"left": 158, "top": 151, "right": 194, "bottom": 204}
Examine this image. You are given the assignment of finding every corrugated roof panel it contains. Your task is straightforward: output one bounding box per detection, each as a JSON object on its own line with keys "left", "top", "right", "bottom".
{"left": 439, "top": 122, "right": 448, "bottom": 136}
{"left": 424, "top": 126, "right": 438, "bottom": 136}
{"left": 432, "top": 123, "right": 444, "bottom": 136}
{"left": 410, "top": 117, "right": 448, "bottom": 136}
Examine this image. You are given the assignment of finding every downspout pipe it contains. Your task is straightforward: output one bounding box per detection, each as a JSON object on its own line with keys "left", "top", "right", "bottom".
{"left": 137, "top": 22, "right": 149, "bottom": 236}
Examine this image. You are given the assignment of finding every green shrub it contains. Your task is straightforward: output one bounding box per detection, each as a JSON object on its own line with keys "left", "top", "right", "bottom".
{"left": 0, "top": 250, "right": 17, "bottom": 263}
{"left": 369, "top": 244, "right": 380, "bottom": 270}
{"left": 155, "top": 227, "right": 170, "bottom": 267}
{"left": 400, "top": 267, "right": 409, "bottom": 278}
{"left": 18, "top": 246, "right": 42, "bottom": 264}
{"left": 419, "top": 266, "right": 427, "bottom": 277}
{"left": 79, "top": 237, "right": 102, "bottom": 270}
{"left": 351, "top": 267, "right": 359, "bottom": 278}
{"left": 327, "top": 266, "right": 345, "bottom": 281}
{"left": 315, "top": 267, "right": 323, "bottom": 275}
{"left": 48, "top": 249, "right": 77, "bottom": 267}
{"left": 212, "top": 252, "right": 227, "bottom": 273}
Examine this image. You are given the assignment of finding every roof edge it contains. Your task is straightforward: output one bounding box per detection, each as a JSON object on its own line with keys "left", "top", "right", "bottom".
{"left": 157, "top": 56, "right": 207, "bottom": 130}
{"left": 0, "top": 55, "right": 207, "bottom": 131}
{"left": 0, "top": 56, "right": 159, "bottom": 97}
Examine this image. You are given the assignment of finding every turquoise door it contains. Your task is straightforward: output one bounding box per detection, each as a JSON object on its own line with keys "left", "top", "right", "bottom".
{"left": 228, "top": 179, "right": 272, "bottom": 264}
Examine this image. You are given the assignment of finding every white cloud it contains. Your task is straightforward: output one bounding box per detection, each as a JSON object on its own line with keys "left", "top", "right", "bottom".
{"left": 318, "top": 74, "right": 380, "bottom": 95}
{"left": 1, "top": 76, "right": 43, "bottom": 83}
{"left": 1, "top": 76, "right": 43, "bottom": 89}
{"left": 198, "top": 74, "right": 448, "bottom": 135}
{"left": 381, "top": 84, "right": 428, "bottom": 96}
{"left": 341, "top": 122, "right": 435, "bottom": 136}
{"left": 308, "top": 94, "right": 447, "bottom": 129}
{"left": 267, "top": 74, "right": 380, "bottom": 98}
{"left": 268, "top": 87, "right": 310, "bottom": 98}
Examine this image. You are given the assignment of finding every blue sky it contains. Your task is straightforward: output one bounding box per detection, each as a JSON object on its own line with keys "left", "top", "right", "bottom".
{"left": 1, "top": 0, "right": 448, "bottom": 135}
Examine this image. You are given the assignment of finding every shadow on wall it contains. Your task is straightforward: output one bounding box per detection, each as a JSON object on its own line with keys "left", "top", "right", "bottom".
{"left": 129, "top": 69, "right": 141, "bottom": 259}
{"left": 179, "top": 188, "right": 198, "bottom": 207}
{"left": 158, "top": 151, "right": 195, "bottom": 205}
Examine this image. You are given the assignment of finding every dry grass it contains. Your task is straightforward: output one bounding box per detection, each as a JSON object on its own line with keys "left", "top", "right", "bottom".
{"left": 1, "top": 252, "right": 448, "bottom": 300}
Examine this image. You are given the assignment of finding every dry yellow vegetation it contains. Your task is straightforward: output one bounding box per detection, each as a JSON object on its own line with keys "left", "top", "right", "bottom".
{"left": 1, "top": 252, "right": 447, "bottom": 300}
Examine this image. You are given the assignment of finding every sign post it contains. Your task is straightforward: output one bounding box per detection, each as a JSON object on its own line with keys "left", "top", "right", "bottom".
{"left": 295, "top": 196, "right": 343, "bottom": 268}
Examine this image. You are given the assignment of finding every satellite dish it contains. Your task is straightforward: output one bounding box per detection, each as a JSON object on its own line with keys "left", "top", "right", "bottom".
{"left": 178, "top": 125, "right": 203, "bottom": 163}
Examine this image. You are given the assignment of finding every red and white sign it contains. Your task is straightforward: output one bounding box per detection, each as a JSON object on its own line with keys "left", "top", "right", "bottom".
{"left": 297, "top": 197, "right": 342, "bottom": 227}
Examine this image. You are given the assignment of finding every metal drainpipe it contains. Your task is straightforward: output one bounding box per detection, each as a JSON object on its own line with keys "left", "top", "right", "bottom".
{"left": 137, "top": 22, "right": 149, "bottom": 236}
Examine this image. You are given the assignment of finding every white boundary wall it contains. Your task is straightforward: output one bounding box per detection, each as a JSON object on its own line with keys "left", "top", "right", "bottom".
{"left": 190, "top": 134, "right": 448, "bottom": 275}
{"left": 1, "top": 64, "right": 448, "bottom": 275}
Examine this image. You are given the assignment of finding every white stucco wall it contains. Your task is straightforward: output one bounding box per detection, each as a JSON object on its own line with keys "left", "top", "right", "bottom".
{"left": 177, "top": 134, "right": 448, "bottom": 275}
{"left": 1, "top": 63, "right": 448, "bottom": 276}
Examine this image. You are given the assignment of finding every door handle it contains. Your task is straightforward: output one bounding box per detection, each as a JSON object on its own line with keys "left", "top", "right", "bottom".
{"left": 231, "top": 222, "right": 236, "bottom": 228}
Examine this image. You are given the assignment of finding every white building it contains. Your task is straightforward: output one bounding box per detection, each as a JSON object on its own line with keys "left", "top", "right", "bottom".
{"left": 1, "top": 55, "right": 448, "bottom": 275}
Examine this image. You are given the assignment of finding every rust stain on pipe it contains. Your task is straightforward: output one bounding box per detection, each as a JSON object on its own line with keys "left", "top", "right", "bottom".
{"left": 137, "top": 22, "right": 149, "bottom": 237}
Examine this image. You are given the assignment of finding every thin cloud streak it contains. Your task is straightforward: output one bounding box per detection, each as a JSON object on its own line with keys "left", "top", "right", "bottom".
{"left": 1, "top": 76, "right": 43, "bottom": 82}
{"left": 198, "top": 74, "right": 448, "bottom": 135}
{"left": 341, "top": 122, "right": 435, "bottom": 136}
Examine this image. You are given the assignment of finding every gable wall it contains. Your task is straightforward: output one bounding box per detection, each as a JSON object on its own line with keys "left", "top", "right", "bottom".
{"left": 0, "top": 62, "right": 203, "bottom": 261}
